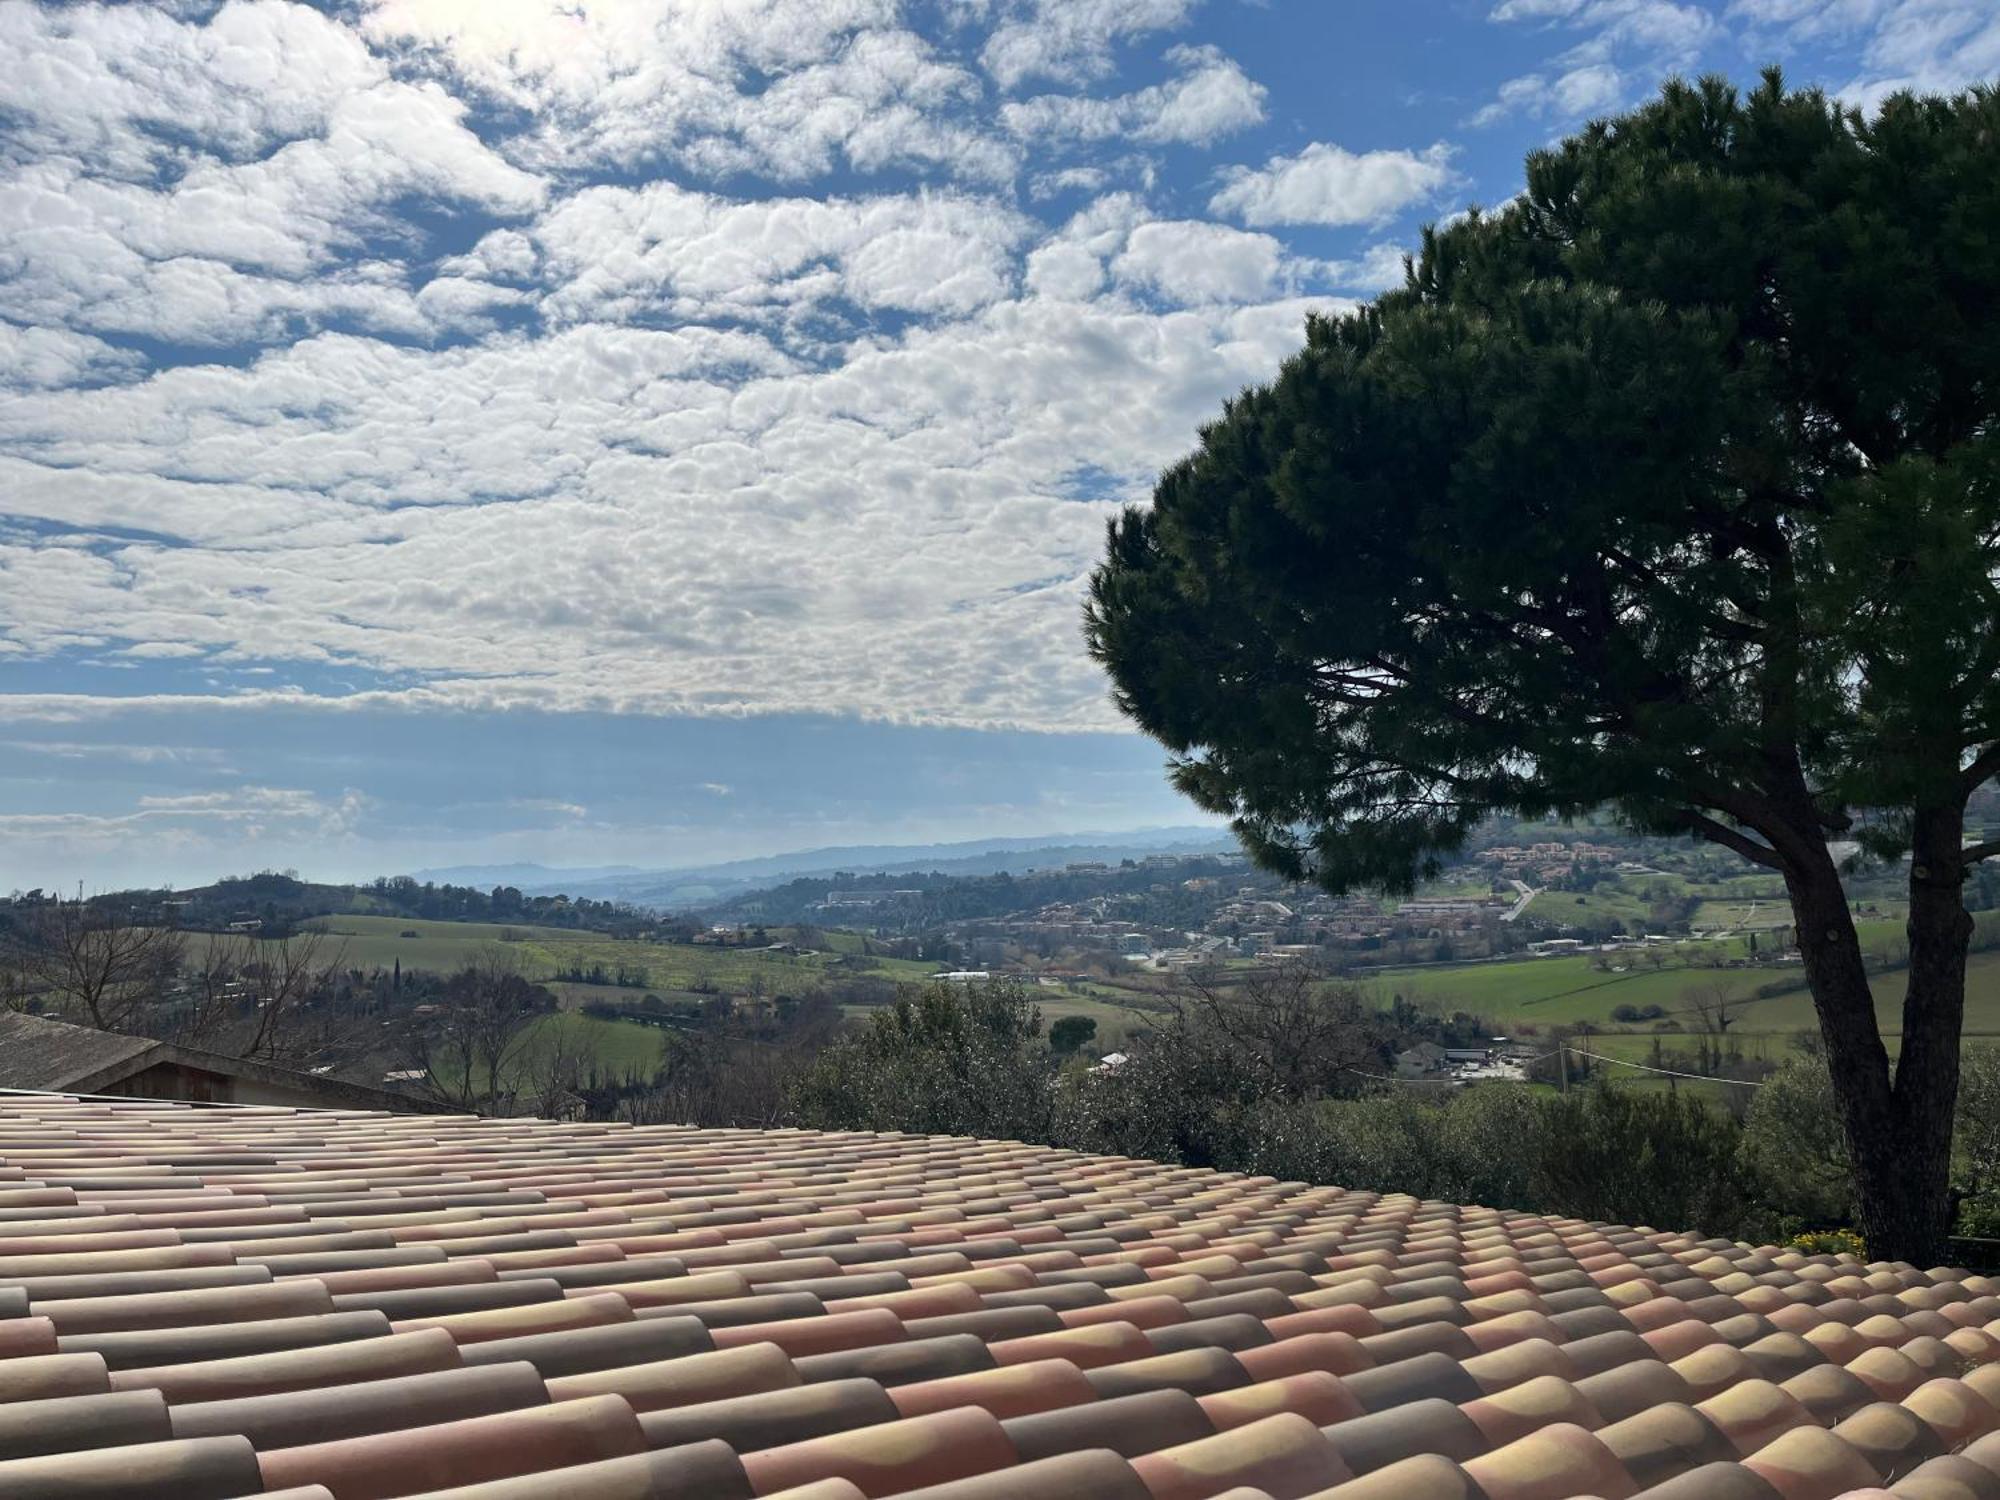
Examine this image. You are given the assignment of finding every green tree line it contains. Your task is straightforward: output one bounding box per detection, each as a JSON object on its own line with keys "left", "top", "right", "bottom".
{"left": 791, "top": 981, "right": 2000, "bottom": 1255}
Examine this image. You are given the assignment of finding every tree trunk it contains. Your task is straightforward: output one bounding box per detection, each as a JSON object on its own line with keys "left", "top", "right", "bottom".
{"left": 1784, "top": 814, "right": 1972, "bottom": 1268}
{"left": 1887, "top": 807, "right": 1975, "bottom": 1266}
{"left": 1781, "top": 848, "right": 1913, "bottom": 1259}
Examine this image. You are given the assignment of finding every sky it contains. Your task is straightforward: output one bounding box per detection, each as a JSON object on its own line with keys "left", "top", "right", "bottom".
{"left": 1, "top": 0, "right": 1994, "bottom": 893}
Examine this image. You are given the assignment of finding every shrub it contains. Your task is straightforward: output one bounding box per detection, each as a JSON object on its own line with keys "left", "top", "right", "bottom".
{"left": 1533, "top": 1085, "right": 1755, "bottom": 1237}
{"left": 1958, "top": 1047, "right": 2000, "bottom": 1202}
{"left": 790, "top": 981, "right": 1054, "bottom": 1143}
{"left": 1788, "top": 1228, "right": 1865, "bottom": 1259}
{"left": 781, "top": 982, "right": 1826, "bottom": 1247}
{"left": 1608, "top": 1003, "right": 1667, "bottom": 1023}
{"left": 1430, "top": 1086, "right": 1543, "bottom": 1211}
{"left": 1600, "top": 1004, "right": 1664, "bottom": 1032}
{"left": 1739, "top": 1056, "right": 1855, "bottom": 1228}
{"left": 1958, "top": 1197, "right": 2000, "bottom": 1240}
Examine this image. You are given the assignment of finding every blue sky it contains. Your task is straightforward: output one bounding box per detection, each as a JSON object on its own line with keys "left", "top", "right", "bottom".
{"left": 1, "top": 0, "right": 1992, "bottom": 891}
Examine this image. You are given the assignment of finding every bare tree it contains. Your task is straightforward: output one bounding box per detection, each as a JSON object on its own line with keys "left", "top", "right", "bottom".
{"left": 1165, "top": 963, "right": 1384, "bottom": 1099}
{"left": 1682, "top": 979, "right": 1745, "bottom": 1076}
{"left": 402, "top": 951, "right": 550, "bottom": 1114}
{"left": 176, "top": 929, "right": 344, "bottom": 1063}
{"left": 5, "top": 901, "right": 183, "bottom": 1031}
{"left": 521, "top": 1018, "right": 604, "bottom": 1120}
{"left": 622, "top": 1029, "right": 810, "bottom": 1129}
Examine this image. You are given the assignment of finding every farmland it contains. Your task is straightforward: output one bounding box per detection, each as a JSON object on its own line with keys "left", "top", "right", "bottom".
{"left": 303, "top": 914, "right": 938, "bottom": 994}
{"left": 302, "top": 899, "right": 2000, "bottom": 1100}
{"left": 300, "top": 913, "right": 947, "bottom": 1084}
{"left": 1362, "top": 939, "right": 2000, "bottom": 1065}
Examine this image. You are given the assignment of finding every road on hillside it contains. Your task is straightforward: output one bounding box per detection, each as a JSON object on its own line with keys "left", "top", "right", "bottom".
{"left": 1501, "top": 879, "right": 1541, "bottom": 923}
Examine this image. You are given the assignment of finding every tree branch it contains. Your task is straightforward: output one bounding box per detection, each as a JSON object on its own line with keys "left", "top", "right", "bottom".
{"left": 1682, "top": 811, "right": 1786, "bottom": 870}
{"left": 1961, "top": 840, "right": 2000, "bottom": 866}
{"left": 1963, "top": 743, "right": 2000, "bottom": 797}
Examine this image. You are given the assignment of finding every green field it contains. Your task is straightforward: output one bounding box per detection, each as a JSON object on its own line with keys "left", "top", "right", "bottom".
{"left": 1527, "top": 887, "right": 1657, "bottom": 929}
{"left": 526, "top": 1011, "right": 667, "bottom": 1074}
{"left": 305, "top": 914, "right": 937, "bottom": 994}
{"left": 1364, "top": 951, "right": 1770, "bottom": 1025}
{"left": 416, "top": 1010, "right": 669, "bottom": 1100}
{"left": 1365, "top": 945, "right": 2000, "bottom": 1060}
{"left": 308, "top": 905, "right": 2000, "bottom": 1085}
{"left": 1524, "top": 869, "right": 1903, "bottom": 937}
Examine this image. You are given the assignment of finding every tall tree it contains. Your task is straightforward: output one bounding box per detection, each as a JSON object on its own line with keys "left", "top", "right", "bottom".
{"left": 1087, "top": 74, "right": 2000, "bottom": 1263}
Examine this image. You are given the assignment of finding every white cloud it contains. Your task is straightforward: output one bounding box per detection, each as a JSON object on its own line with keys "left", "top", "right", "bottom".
{"left": 0, "top": 2, "right": 384, "bottom": 177}
{"left": 1026, "top": 242, "right": 1109, "bottom": 300}
{"left": 0, "top": 0, "right": 1351, "bottom": 744}
{"left": 1111, "top": 220, "right": 1287, "bottom": 304}
{"left": 0, "top": 282, "right": 1337, "bottom": 731}
{"left": 509, "top": 797, "right": 588, "bottom": 818}
{"left": 0, "top": 739, "right": 231, "bottom": 766}
{"left": 980, "top": 0, "right": 1198, "bottom": 88}
{"left": 28, "top": 0, "right": 1920, "bottom": 793}
{"left": 1325, "top": 243, "right": 1413, "bottom": 292}
{"left": 1729, "top": 0, "right": 2000, "bottom": 109}
{"left": 533, "top": 185, "right": 1031, "bottom": 326}
{"left": 0, "top": 4, "right": 545, "bottom": 350}
{"left": 1471, "top": 64, "right": 1627, "bottom": 125}
{"left": 1002, "top": 45, "right": 1266, "bottom": 146}
{"left": 0, "top": 323, "right": 142, "bottom": 389}
{"left": 0, "top": 784, "right": 367, "bottom": 876}
{"left": 1475, "top": 0, "right": 1717, "bottom": 125}
{"left": 358, "top": 0, "right": 1016, "bottom": 182}
{"left": 1210, "top": 142, "right": 1461, "bottom": 227}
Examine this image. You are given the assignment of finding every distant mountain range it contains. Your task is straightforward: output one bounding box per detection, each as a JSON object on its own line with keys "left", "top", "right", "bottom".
{"left": 412, "top": 825, "right": 1236, "bottom": 911}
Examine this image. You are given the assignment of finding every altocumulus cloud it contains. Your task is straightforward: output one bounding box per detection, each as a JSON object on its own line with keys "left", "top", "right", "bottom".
{"left": 0, "top": 0, "right": 1410, "bottom": 743}
{"left": 0, "top": 0, "right": 1989, "bottom": 887}
{"left": 1209, "top": 142, "right": 1461, "bottom": 227}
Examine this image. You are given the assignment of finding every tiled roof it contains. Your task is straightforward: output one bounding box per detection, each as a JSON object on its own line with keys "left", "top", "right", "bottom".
{"left": 0, "top": 1011, "right": 160, "bottom": 1091}
{"left": 0, "top": 1013, "right": 449, "bottom": 1112}
{"left": 0, "top": 1096, "right": 1994, "bottom": 1499}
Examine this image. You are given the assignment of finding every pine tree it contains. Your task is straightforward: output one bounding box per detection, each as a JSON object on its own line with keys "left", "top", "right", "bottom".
{"left": 1088, "top": 73, "right": 2000, "bottom": 1263}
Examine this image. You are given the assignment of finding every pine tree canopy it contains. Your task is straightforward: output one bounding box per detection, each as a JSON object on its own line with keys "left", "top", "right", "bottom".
{"left": 1087, "top": 71, "right": 2000, "bottom": 897}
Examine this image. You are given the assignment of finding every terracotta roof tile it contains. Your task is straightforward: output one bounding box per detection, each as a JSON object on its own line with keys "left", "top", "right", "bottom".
{"left": 0, "top": 1097, "right": 1996, "bottom": 1498}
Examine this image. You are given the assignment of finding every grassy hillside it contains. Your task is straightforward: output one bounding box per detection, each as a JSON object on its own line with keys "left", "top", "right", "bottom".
{"left": 307, "top": 906, "right": 2000, "bottom": 1089}
{"left": 1366, "top": 945, "right": 2000, "bottom": 1054}
{"left": 305, "top": 914, "right": 938, "bottom": 993}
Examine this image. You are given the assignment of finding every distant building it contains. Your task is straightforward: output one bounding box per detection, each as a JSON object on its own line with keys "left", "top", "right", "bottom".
{"left": 1396, "top": 1042, "right": 1447, "bottom": 1078}
{"left": 930, "top": 970, "right": 992, "bottom": 983}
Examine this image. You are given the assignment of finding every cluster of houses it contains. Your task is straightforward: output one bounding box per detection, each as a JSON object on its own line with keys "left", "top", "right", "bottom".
{"left": 969, "top": 874, "right": 1531, "bottom": 971}
{"left": 816, "top": 889, "right": 924, "bottom": 910}
{"left": 1473, "top": 839, "right": 1623, "bottom": 884}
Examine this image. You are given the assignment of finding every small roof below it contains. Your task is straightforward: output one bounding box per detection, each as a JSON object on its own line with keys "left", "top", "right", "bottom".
{"left": 0, "top": 1010, "right": 157, "bottom": 1092}
{"left": 0, "top": 1009, "right": 441, "bottom": 1112}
